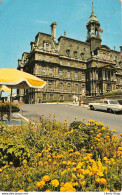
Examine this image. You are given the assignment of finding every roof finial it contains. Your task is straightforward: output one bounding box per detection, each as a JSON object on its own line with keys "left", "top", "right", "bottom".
{"left": 92, "top": 2, "right": 94, "bottom": 14}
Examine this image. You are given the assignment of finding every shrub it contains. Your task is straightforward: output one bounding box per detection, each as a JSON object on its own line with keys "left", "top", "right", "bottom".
{"left": 0, "top": 119, "right": 121, "bottom": 192}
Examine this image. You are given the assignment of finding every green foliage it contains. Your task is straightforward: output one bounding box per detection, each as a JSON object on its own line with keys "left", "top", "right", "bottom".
{"left": 103, "top": 90, "right": 122, "bottom": 96}
{"left": 0, "top": 119, "right": 121, "bottom": 192}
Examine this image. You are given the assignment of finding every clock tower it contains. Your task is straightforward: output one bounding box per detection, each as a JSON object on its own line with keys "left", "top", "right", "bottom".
{"left": 86, "top": 3, "right": 102, "bottom": 51}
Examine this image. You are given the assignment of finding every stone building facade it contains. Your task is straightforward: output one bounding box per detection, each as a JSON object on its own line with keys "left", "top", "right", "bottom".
{"left": 17, "top": 3, "right": 122, "bottom": 104}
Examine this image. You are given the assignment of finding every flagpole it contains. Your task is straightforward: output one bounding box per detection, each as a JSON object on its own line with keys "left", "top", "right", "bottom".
{"left": 10, "top": 87, "right": 12, "bottom": 122}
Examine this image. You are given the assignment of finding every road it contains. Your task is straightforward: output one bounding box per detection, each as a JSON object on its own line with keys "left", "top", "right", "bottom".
{"left": 20, "top": 103, "right": 122, "bottom": 137}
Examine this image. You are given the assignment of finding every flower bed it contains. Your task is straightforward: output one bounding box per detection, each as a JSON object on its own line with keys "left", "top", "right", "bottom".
{"left": 0, "top": 117, "right": 121, "bottom": 192}
{"left": 0, "top": 101, "right": 20, "bottom": 112}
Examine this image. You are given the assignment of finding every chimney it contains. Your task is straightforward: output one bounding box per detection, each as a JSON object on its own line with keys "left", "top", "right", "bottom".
{"left": 51, "top": 22, "right": 57, "bottom": 42}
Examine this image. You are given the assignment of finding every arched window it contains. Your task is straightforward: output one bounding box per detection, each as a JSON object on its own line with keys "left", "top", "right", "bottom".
{"left": 67, "top": 83, "right": 71, "bottom": 92}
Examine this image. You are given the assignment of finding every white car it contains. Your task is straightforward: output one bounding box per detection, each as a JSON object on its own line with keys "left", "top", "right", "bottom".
{"left": 88, "top": 99, "right": 122, "bottom": 113}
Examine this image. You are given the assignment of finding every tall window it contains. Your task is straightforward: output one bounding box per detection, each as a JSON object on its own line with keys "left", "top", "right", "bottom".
{"left": 49, "top": 67, "right": 53, "bottom": 75}
{"left": 75, "top": 72, "right": 78, "bottom": 80}
{"left": 43, "top": 56, "right": 45, "bottom": 60}
{"left": 59, "top": 82, "right": 63, "bottom": 91}
{"left": 60, "top": 60, "right": 62, "bottom": 65}
{"left": 49, "top": 81, "right": 53, "bottom": 90}
{"left": 59, "top": 69, "right": 63, "bottom": 76}
{"left": 42, "top": 67, "right": 45, "bottom": 74}
{"left": 67, "top": 83, "right": 71, "bottom": 92}
{"left": 75, "top": 84, "right": 79, "bottom": 92}
{"left": 67, "top": 71, "right": 70, "bottom": 79}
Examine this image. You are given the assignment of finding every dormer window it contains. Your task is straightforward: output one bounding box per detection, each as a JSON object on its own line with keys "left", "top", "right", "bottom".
{"left": 43, "top": 41, "right": 51, "bottom": 51}
{"left": 66, "top": 49, "right": 70, "bottom": 57}
{"left": 74, "top": 51, "right": 77, "bottom": 58}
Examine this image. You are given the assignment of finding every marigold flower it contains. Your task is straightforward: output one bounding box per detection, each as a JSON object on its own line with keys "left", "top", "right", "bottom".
{"left": 75, "top": 151, "right": 80, "bottom": 155}
{"left": 90, "top": 130, "right": 93, "bottom": 133}
{"left": 36, "top": 181, "right": 45, "bottom": 188}
{"left": 9, "top": 162, "right": 13, "bottom": 165}
{"left": 51, "top": 179, "right": 59, "bottom": 187}
{"left": 102, "top": 127, "right": 105, "bottom": 130}
{"left": 62, "top": 161, "right": 67, "bottom": 165}
{"left": 112, "top": 129, "right": 116, "bottom": 132}
{"left": 42, "top": 175, "right": 50, "bottom": 182}
{"left": 45, "top": 190, "right": 51, "bottom": 192}
{"left": 38, "top": 161, "right": 43, "bottom": 166}
{"left": 60, "top": 182, "right": 76, "bottom": 192}
{"left": 67, "top": 161, "right": 72, "bottom": 165}
{"left": 80, "top": 181, "right": 86, "bottom": 187}
{"left": 18, "top": 190, "right": 24, "bottom": 192}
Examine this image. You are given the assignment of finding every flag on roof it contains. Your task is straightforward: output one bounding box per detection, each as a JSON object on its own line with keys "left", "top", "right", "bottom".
{"left": 99, "top": 28, "right": 103, "bottom": 33}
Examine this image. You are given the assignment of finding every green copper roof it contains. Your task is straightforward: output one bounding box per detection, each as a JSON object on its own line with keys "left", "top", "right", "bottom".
{"left": 87, "top": 3, "right": 100, "bottom": 25}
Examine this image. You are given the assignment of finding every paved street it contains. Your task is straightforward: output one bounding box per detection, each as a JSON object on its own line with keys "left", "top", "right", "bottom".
{"left": 20, "top": 103, "right": 122, "bottom": 137}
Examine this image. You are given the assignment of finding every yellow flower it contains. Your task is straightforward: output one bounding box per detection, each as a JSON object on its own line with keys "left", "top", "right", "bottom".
{"left": 73, "top": 182, "right": 78, "bottom": 186}
{"left": 44, "top": 161, "right": 48, "bottom": 165}
{"left": 90, "top": 130, "right": 93, "bottom": 133}
{"left": 68, "top": 149, "right": 73, "bottom": 152}
{"left": 36, "top": 181, "right": 45, "bottom": 188}
{"left": 61, "top": 170, "right": 67, "bottom": 175}
{"left": 104, "top": 189, "right": 109, "bottom": 192}
{"left": 42, "top": 175, "right": 50, "bottom": 182}
{"left": 53, "top": 161, "right": 57, "bottom": 165}
{"left": 72, "top": 174, "right": 77, "bottom": 179}
{"left": 0, "top": 168, "right": 2, "bottom": 172}
{"left": 38, "top": 161, "right": 43, "bottom": 166}
{"left": 9, "top": 162, "right": 13, "bottom": 165}
{"left": 62, "top": 161, "right": 67, "bottom": 165}
{"left": 48, "top": 158, "right": 52, "bottom": 162}
{"left": 72, "top": 167, "right": 76, "bottom": 171}
{"left": 67, "top": 161, "right": 72, "bottom": 165}
{"left": 37, "top": 153, "right": 42, "bottom": 157}
{"left": 22, "top": 159, "right": 27, "bottom": 165}
{"left": 98, "top": 122, "right": 103, "bottom": 126}
{"left": 45, "top": 190, "right": 51, "bottom": 192}
{"left": 6, "top": 175, "right": 9, "bottom": 179}
{"left": 102, "top": 127, "right": 105, "bottom": 130}
{"left": 51, "top": 179, "right": 59, "bottom": 187}
{"left": 112, "top": 129, "right": 116, "bottom": 132}
{"left": 18, "top": 190, "right": 24, "bottom": 192}
{"left": 75, "top": 151, "right": 80, "bottom": 155}
{"left": 80, "top": 181, "right": 86, "bottom": 187}
{"left": 60, "top": 182, "right": 76, "bottom": 192}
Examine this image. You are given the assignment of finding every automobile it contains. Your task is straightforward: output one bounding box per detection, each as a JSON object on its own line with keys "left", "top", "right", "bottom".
{"left": 88, "top": 99, "right": 122, "bottom": 113}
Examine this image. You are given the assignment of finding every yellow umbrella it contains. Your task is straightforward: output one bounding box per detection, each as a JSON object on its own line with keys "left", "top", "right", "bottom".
{"left": 0, "top": 68, "right": 46, "bottom": 121}
{"left": 0, "top": 68, "right": 46, "bottom": 89}
{"left": 0, "top": 85, "right": 11, "bottom": 93}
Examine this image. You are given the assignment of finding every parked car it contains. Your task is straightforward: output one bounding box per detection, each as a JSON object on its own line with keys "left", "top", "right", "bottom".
{"left": 88, "top": 99, "right": 122, "bottom": 113}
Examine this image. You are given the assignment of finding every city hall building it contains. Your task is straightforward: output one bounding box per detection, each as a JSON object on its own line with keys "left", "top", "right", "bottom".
{"left": 17, "top": 3, "right": 122, "bottom": 104}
